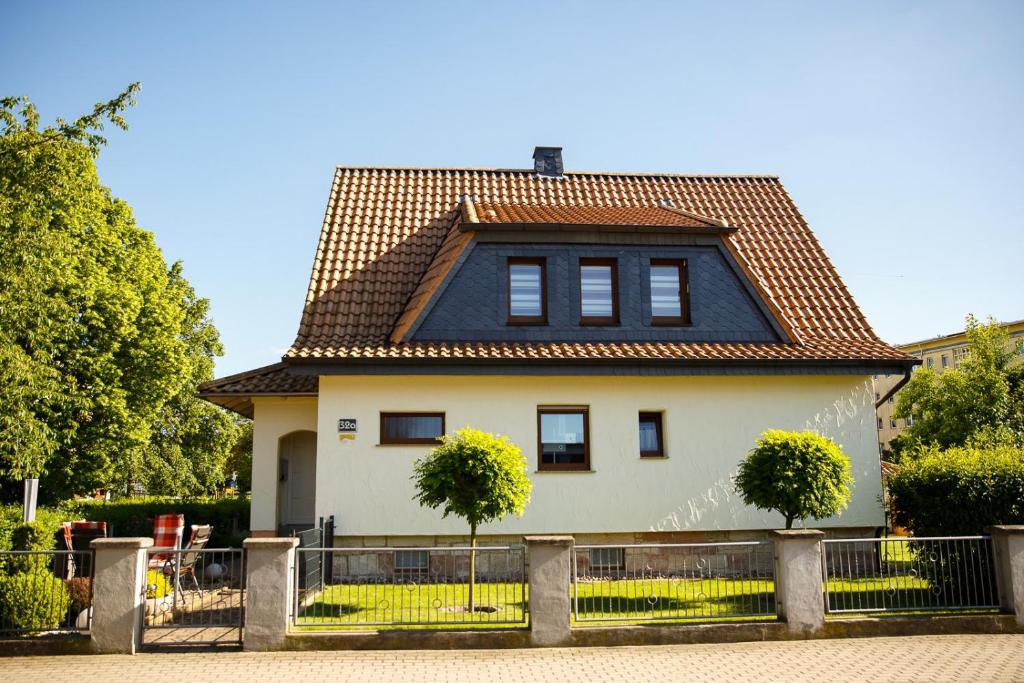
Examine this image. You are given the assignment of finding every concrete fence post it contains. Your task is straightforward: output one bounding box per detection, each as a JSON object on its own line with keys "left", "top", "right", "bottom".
{"left": 243, "top": 537, "right": 298, "bottom": 651}
{"left": 772, "top": 529, "right": 825, "bottom": 635}
{"left": 525, "top": 536, "right": 574, "bottom": 647}
{"left": 987, "top": 525, "right": 1024, "bottom": 626}
{"left": 89, "top": 537, "right": 152, "bottom": 654}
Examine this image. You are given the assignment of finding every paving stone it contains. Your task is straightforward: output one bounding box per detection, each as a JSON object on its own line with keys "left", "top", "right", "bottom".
{"left": 3, "top": 634, "right": 1023, "bottom": 682}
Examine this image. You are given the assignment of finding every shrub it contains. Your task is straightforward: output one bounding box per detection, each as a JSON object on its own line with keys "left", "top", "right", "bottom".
{"left": 887, "top": 443, "right": 1024, "bottom": 535}
{"left": 0, "top": 504, "right": 68, "bottom": 552}
{"left": 0, "top": 570, "right": 71, "bottom": 631}
{"left": 734, "top": 430, "right": 854, "bottom": 529}
{"left": 65, "top": 577, "right": 92, "bottom": 617}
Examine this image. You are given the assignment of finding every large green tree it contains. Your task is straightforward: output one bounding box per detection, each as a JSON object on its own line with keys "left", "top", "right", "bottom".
{"left": 0, "top": 85, "right": 239, "bottom": 501}
{"left": 892, "top": 315, "right": 1023, "bottom": 457}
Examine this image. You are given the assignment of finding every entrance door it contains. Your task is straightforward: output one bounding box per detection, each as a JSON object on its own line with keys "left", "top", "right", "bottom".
{"left": 279, "top": 431, "right": 316, "bottom": 529}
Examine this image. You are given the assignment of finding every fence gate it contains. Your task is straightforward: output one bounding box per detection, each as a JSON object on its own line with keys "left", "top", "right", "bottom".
{"left": 142, "top": 547, "right": 245, "bottom": 648}
{"left": 295, "top": 515, "right": 334, "bottom": 591}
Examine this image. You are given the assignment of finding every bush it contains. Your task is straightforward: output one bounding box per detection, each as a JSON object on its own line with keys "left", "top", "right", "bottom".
{"left": 0, "top": 504, "right": 69, "bottom": 552}
{"left": 888, "top": 443, "right": 1024, "bottom": 535}
{"left": 65, "top": 577, "right": 92, "bottom": 617}
{"left": 74, "top": 496, "right": 250, "bottom": 547}
{"left": 0, "top": 570, "right": 70, "bottom": 631}
{"left": 734, "top": 430, "right": 853, "bottom": 529}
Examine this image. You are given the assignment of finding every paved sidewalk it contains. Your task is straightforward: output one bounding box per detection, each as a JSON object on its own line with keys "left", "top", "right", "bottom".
{"left": 3, "top": 635, "right": 1023, "bottom": 682}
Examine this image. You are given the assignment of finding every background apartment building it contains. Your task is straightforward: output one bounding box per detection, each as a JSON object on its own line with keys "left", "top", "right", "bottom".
{"left": 875, "top": 318, "right": 1024, "bottom": 455}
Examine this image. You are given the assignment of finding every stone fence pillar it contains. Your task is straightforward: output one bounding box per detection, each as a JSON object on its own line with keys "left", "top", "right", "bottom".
{"left": 90, "top": 537, "right": 152, "bottom": 654}
{"left": 772, "top": 529, "right": 825, "bottom": 635}
{"left": 525, "top": 536, "right": 574, "bottom": 647}
{"left": 243, "top": 537, "right": 298, "bottom": 651}
{"left": 987, "top": 525, "right": 1024, "bottom": 626}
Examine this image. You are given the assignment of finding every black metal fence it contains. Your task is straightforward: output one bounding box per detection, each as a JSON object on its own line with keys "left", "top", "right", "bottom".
{"left": 294, "top": 515, "right": 334, "bottom": 591}
{"left": 0, "top": 549, "right": 95, "bottom": 637}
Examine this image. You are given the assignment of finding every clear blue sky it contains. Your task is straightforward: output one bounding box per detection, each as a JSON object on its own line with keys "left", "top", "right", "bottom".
{"left": 3, "top": 1, "right": 1022, "bottom": 377}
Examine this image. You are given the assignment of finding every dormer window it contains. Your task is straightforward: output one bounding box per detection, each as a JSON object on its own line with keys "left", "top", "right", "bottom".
{"left": 650, "top": 259, "right": 691, "bottom": 326}
{"left": 507, "top": 257, "right": 547, "bottom": 324}
{"left": 579, "top": 258, "right": 619, "bottom": 326}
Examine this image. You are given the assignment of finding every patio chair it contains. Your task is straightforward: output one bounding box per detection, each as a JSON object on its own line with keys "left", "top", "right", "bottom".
{"left": 148, "top": 513, "right": 185, "bottom": 570}
{"left": 60, "top": 520, "right": 108, "bottom": 578}
{"left": 176, "top": 525, "right": 213, "bottom": 595}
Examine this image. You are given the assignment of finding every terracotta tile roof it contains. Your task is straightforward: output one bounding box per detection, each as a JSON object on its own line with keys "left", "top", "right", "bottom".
{"left": 198, "top": 363, "right": 317, "bottom": 417}
{"left": 390, "top": 212, "right": 472, "bottom": 344}
{"left": 286, "top": 167, "right": 913, "bottom": 365}
{"left": 285, "top": 338, "right": 905, "bottom": 363}
{"left": 464, "top": 200, "right": 727, "bottom": 229}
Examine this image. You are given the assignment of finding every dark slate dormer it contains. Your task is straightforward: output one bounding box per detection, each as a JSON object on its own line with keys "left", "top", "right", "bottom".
{"left": 533, "top": 146, "right": 564, "bottom": 178}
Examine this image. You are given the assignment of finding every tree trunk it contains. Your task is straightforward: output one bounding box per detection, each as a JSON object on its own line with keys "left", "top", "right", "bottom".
{"left": 785, "top": 514, "right": 794, "bottom": 530}
{"left": 468, "top": 521, "right": 477, "bottom": 612}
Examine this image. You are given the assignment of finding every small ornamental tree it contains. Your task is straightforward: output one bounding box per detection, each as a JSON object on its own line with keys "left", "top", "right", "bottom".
{"left": 734, "top": 430, "right": 853, "bottom": 529}
{"left": 412, "top": 428, "right": 532, "bottom": 611}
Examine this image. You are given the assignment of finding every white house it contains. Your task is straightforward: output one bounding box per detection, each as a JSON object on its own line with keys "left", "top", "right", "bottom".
{"left": 200, "top": 147, "right": 915, "bottom": 547}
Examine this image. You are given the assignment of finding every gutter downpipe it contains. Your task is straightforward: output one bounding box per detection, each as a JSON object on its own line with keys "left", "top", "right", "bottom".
{"left": 874, "top": 362, "right": 917, "bottom": 534}
{"left": 874, "top": 363, "right": 916, "bottom": 410}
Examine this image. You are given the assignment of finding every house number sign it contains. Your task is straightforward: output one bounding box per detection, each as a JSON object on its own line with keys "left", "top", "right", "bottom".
{"left": 337, "top": 418, "right": 357, "bottom": 441}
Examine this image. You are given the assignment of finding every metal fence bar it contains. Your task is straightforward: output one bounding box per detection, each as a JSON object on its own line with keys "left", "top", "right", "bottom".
{"left": 571, "top": 541, "right": 777, "bottom": 623}
{"left": 293, "top": 546, "right": 527, "bottom": 629}
{"left": 0, "top": 549, "right": 95, "bottom": 637}
{"left": 822, "top": 536, "right": 1000, "bottom": 617}
{"left": 142, "top": 547, "right": 245, "bottom": 645}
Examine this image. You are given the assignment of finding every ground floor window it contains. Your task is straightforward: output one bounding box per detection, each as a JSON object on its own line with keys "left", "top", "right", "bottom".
{"left": 380, "top": 412, "right": 445, "bottom": 444}
{"left": 590, "top": 547, "right": 625, "bottom": 571}
{"left": 394, "top": 549, "right": 429, "bottom": 574}
{"left": 537, "top": 407, "right": 590, "bottom": 471}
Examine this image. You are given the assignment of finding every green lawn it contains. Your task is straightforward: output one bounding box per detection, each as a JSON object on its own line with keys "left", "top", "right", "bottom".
{"left": 295, "top": 581, "right": 527, "bottom": 630}
{"left": 292, "top": 573, "right": 996, "bottom": 631}
{"left": 571, "top": 577, "right": 776, "bottom": 626}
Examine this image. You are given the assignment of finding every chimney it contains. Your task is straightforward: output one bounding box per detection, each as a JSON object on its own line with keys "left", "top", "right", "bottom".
{"left": 532, "top": 146, "right": 564, "bottom": 178}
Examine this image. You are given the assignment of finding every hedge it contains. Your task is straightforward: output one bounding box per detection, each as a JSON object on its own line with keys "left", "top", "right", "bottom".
{"left": 0, "top": 496, "right": 250, "bottom": 551}
{"left": 74, "top": 496, "right": 250, "bottom": 547}
{"left": 887, "top": 443, "right": 1024, "bottom": 536}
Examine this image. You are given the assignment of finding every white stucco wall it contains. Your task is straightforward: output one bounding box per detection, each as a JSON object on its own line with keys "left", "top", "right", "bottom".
{"left": 251, "top": 397, "right": 318, "bottom": 532}
{"left": 297, "top": 374, "right": 883, "bottom": 537}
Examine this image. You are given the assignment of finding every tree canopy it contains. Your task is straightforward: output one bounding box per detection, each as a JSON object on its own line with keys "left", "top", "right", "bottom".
{"left": 0, "top": 85, "right": 241, "bottom": 501}
{"left": 891, "top": 315, "right": 1024, "bottom": 458}
{"left": 734, "top": 430, "right": 853, "bottom": 529}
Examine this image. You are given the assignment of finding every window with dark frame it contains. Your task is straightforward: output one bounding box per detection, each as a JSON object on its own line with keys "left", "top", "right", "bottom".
{"left": 394, "top": 550, "right": 429, "bottom": 575}
{"left": 579, "top": 258, "right": 619, "bottom": 325}
{"left": 638, "top": 412, "right": 664, "bottom": 457}
{"left": 649, "top": 258, "right": 690, "bottom": 325}
{"left": 590, "top": 547, "right": 625, "bottom": 572}
{"left": 507, "top": 257, "right": 547, "bottom": 324}
{"left": 537, "top": 407, "right": 590, "bottom": 471}
{"left": 379, "top": 412, "right": 445, "bottom": 445}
